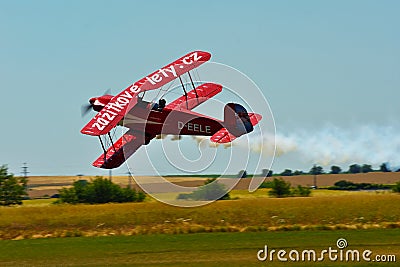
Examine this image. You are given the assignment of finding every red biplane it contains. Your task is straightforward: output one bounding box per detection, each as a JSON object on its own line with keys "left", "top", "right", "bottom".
{"left": 81, "top": 51, "right": 262, "bottom": 169}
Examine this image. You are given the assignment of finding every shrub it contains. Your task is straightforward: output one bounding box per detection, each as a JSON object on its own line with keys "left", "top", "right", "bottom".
{"left": 280, "top": 169, "right": 293, "bottom": 176}
{"left": 293, "top": 170, "right": 304, "bottom": 176}
{"left": 268, "top": 178, "right": 291, "bottom": 198}
{"left": 259, "top": 180, "right": 274, "bottom": 188}
{"left": 393, "top": 181, "right": 400, "bottom": 193}
{"left": 0, "top": 165, "right": 28, "bottom": 206}
{"left": 57, "top": 177, "right": 145, "bottom": 204}
{"left": 176, "top": 178, "right": 230, "bottom": 201}
{"left": 57, "top": 187, "right": 78, "bottom": 204}
{"left": 177, "top": 193, "right": 191, "bottom": 200}
{"left": 329, "top": 180, "right": 392, "bottom": 191}
{"left": 334, "top": 180, "right": 356, "bottom": 189}
{"left": 292, "top": 185, "right": 311, "bottom": 197}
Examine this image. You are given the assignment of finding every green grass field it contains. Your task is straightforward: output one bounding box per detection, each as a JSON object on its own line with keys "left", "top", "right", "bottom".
{"left": 0, "top": 229, "right": 398, "bottom": 266}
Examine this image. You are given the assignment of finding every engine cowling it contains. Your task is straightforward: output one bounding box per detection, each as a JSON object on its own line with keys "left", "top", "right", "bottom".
{"left": 89, "top": 94, "right": 113, "bottom": 112}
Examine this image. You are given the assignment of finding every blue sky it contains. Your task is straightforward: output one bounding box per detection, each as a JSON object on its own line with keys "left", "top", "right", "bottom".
{"left": 0, "top": 1, "right": 399, "bottom": 176}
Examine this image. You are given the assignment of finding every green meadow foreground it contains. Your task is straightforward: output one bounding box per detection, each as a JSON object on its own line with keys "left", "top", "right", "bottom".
{"left": 0, "top": 230, "right": 399, "bottom": 266}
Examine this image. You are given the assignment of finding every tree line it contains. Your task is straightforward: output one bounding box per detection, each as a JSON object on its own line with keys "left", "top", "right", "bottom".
{"left": 244, "top": 162, "right": 395, "bottom": 178}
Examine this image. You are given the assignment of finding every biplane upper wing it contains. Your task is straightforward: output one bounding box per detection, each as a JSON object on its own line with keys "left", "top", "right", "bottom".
{"left": 165, "top": 83, "right": 222, "bottom": 111}
{"left": 81, "top": 51, "right": 211, "bottom": 136}
{"left": 92, "top": 132, "right": 150, "bottom": 169}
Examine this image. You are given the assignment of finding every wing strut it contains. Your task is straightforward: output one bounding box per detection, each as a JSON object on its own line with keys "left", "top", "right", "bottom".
{"left": 188, "top": 72, "right": 199, "bottom": 99}
{"left": 107, "top": 132, "right": 116, "bottom": 152}
{"left": 98, "top": 136, "right": 107, "bottom": 161}
{"left": 178, "top": 76, "right": 189, "bottom": 109}
{"left": 98, "top": 133, "right": 117, "bottom": 161}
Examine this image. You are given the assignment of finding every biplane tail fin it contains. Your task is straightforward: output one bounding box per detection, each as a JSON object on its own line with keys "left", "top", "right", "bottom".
{"left": 92, "top": 133, "right": 147, "bottom": 169}
{"left": 223, "top": 103, "right": 260, "bottom": 136}
{"left": 210, "top": 104, "right": 262, "bottom": 144}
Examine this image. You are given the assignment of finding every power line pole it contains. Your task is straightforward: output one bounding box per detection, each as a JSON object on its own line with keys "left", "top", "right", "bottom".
{"left": 126, "top": 170, "right": 133, "bottom": 189}
{"left": 311, "top": 164, "right": 318, "bottom": 189}
{"left": 21, "top": 163, "right": 29, "bottom": 191}
{"left": 21, "top": 163, "right": 29, "bottom": 179}
{"left": 313, "top": 173, "right": 317, "bottom": 188}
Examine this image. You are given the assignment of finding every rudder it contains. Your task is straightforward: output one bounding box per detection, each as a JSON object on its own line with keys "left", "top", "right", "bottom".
{"left": 224, "top": 103, "right": 253, "bottom": 137}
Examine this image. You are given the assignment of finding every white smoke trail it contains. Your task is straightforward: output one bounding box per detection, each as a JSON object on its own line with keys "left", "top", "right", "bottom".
{"left": 191, "top": 136, "right": 235, "bottom": 149}
{"left": 186, "top": 124, "right": 400, "bottom": 170}
{"left": 241, "top": 124, "right": 400, "bottom": 169}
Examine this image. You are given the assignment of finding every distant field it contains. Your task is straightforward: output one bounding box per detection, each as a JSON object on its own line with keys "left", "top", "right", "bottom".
{"left": 24, "top": 172, "right": 400, "bottom": 198}
{"left": 0, "top": 230, "right": 398, "bottom": 266}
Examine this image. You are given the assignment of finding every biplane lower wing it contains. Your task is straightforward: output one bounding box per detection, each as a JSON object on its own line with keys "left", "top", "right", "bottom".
{"left": 92, "top": 133, "right": 147, "bottom": 169}
{"left": 165, "top": 83, "right": 222, "bottom": 111}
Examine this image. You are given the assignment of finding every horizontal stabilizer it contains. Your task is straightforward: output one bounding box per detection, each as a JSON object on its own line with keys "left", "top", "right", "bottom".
{"left": 92, "top": 133, "right": 144, "bottom": 169}
{"left": 165, "top": 83, "right": 222, "bottom": 111}
{"left": 210, "top": 128, "right": 236, "bottom": 144}
{"left": 248, "top": 113, "right": 262, "bottom": 126}
{"left": 210, "top": 113, "right": 262, "bottom": 144}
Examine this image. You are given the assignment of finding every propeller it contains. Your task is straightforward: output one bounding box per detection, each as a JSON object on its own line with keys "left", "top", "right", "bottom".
{"left": 81, "top": 88, "right": 112, "bottom": 118}
{"left": 103, "top": 88, "right": 111, "bottom": 96}
{"left": 81, "top": 103, "right": 93, "bottom": 117}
